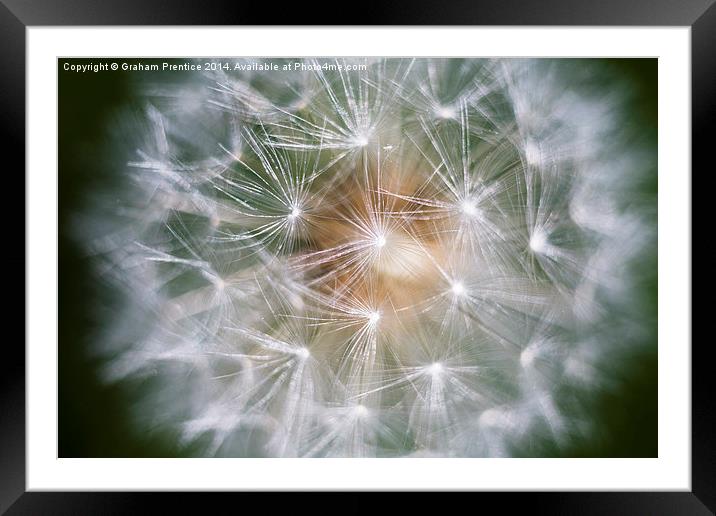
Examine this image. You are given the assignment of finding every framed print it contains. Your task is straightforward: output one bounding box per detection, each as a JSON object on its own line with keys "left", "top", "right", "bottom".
{"left": 5, "top": 0, "right": 708, "bottom": 513}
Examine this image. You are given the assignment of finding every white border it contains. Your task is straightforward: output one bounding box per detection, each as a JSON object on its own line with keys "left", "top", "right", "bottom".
{"left": 27, "top": 27, "right": 690, "bottom": 490}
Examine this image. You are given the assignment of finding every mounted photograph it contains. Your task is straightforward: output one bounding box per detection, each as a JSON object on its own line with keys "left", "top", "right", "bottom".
{"left": 59, "top": 57, "right": 658, "bottom": 459}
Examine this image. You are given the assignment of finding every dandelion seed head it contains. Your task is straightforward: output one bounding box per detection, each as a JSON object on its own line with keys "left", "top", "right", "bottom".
{"left": 85, "top": 57, "right": 656, "bottom": 458}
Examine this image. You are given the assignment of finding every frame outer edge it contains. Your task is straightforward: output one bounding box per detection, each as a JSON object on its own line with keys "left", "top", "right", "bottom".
{"left": 0, "top": 1, "right": 27, "bottom": 515}
{"left": 691, "top": 2, "right": 716, "bottom": 513}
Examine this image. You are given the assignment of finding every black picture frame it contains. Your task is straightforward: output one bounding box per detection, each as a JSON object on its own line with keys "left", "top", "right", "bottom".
{"left": 4, "top": 1, "right": 708, "bottom": 513}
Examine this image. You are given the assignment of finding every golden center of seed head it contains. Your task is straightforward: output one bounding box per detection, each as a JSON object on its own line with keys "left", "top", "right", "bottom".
{"left": 304, "top": 159, "right": 450, "bottom": 316}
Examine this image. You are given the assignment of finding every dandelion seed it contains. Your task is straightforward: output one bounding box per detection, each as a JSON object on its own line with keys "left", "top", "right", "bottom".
{"left": 524, "top": 140, "right": 542, "bottom": 166}
{"left": 450, "top": 281, "right": 466, "bottom": 296}
{"left": 353, "top": 135, "right": 370, "bottom": 147}
{"left": 353, "top": 405, "right": 369, "bottom": 418}
{"left": 520, "top": 347, "right": 536, "bottom": 368}
{"left": 436, "top": 105, "right": 456, "bottom": 119}
{"left": 288, "top": 206, "right": 302, "bottom": 220}
{"left": 460, "top": 200, "right": 479, "bottom": 217}
{"left": 427, "top": 362, "right": 444, "bottom": 376}
{"left": 529, "top": 230, "right": 548, "bottom": 254}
